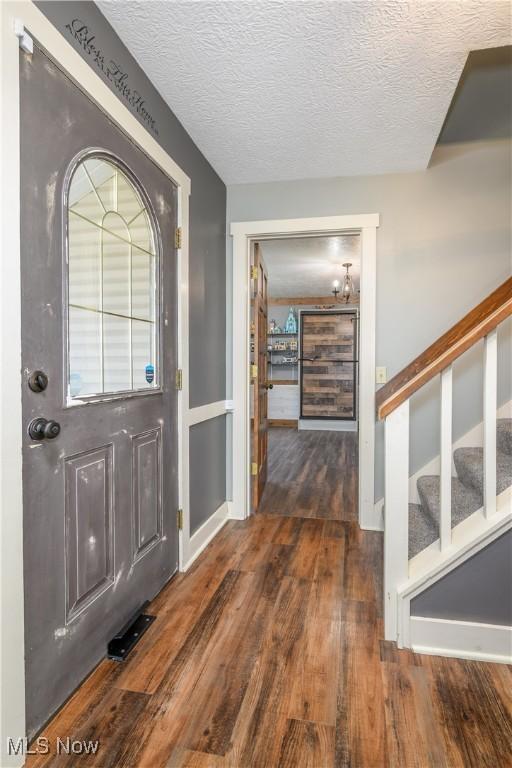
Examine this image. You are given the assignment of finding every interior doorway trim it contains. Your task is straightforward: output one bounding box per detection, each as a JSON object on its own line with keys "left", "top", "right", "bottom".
{"left": 1, "top": 2, "right": 191, "bottom": 758}
{"left": 230, "top": 215, "right": 379, "bottom": 527}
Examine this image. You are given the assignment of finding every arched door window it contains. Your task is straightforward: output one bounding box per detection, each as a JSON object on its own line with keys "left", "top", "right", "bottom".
{"left": 66, "top": 154, "right": 159, "bottom": 399}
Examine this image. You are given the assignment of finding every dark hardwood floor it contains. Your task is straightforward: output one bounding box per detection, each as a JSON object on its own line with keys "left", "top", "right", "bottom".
{"left": 26, "top": 428, "right": 512, "bottom": 767}
{"left": 258, "top": 428, "right": 357, "bottom": 520}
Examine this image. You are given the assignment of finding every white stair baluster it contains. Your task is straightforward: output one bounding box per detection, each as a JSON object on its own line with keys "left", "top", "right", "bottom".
{"left": 483, "top": 329, "right": 498, "bottom": 517}
{"left": 384, "top": 399, "right": 409, "bottom": 642}
{"left": 440, "top": 366, "right": 453, "bottom": 550}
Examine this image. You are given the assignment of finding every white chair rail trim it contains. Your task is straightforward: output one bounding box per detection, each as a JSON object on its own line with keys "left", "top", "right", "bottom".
{"left": 187, "top": 400, "right": 233, "bottom": 427}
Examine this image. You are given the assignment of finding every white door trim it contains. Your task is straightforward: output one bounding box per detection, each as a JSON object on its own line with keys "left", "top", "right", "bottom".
{"left": 1, "top": 3, "right": 191, "bottom": 759}
{"left": 230, "top": 214, "right": 379, "bottom": 524}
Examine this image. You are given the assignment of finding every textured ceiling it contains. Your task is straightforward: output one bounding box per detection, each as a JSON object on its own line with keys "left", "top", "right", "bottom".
{"left": 98, "top": 0, "right": 511, "bottom": 184}
{"left": 260, "top": 236, "right": 360, "bottom": 298}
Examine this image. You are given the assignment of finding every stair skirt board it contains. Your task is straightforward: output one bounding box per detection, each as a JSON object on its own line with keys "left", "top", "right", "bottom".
{"left": 182, "top": 501, "right": 231, "bottom": 571}
{"left": 410, "top": 616, "right": 512, "bottom": 665}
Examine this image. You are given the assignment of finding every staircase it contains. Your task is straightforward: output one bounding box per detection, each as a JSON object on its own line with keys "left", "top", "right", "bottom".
{"left": 376, "top": 277, "right": 512, "bottom": 654}
{"left": 409, "top": 418, "right": 512, "bottom": 558}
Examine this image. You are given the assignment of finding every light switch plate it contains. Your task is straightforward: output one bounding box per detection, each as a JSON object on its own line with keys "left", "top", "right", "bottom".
{"left": 376, "top": 366, "right": 387, "bottom": 384}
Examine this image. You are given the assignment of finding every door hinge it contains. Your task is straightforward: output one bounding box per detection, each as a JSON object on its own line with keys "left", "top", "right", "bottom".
{"left": 177, "top": 508, "right": 184, "bottom": 530}
{"left": 175, "top": 227, "right": 182, "bottom": 249}
{"left": 250, "top": 265, "right": 258, "bottom": 280}
{"left": 250, "top": 364, "right": 258, "bottom": 379}
{"left": 251, "top": 462, "right": 258, "bottom": 476}
{"left": 14, "top": 19, "right": 34, "bottom": 54}
{"left": 175, "top": 368, "right": 183, "bottom": 390}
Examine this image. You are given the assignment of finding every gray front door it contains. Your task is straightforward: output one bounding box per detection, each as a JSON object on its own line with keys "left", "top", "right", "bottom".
{"left": 20, "top": 45, "right": 179, "bottom": 737}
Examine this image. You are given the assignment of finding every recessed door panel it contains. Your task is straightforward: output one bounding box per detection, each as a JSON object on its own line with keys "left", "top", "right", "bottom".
{"left": 65, "top": 446, "right": 114, "bottom": 621}
{"left": 21, "top": 45, "right": 179, "bottom": 737}
{"left": 132, "top": 429, "right": 162, "bottom": 563}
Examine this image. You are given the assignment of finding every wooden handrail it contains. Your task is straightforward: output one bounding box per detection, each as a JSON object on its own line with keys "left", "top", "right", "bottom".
{"left": 376, "top": 277, "right": 512, "bottom": 420}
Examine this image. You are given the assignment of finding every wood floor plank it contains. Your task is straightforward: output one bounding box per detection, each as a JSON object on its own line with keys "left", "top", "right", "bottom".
{"left": 285, "top": 518, "right": 324, "bottom": 580}
{"left": 431, "top": 656, "right": 512, "bottom": 768}
{"left": 381, "top": 661, "right": 449, "bottom": 767}
{"left": 489, "top": 661, "right": 512, "bottom": 715}
{"left": 277, "top": 719, "right": 335, "bottom": 768}
{"left": 309, "top": 535, "right": 345, "bottom": 623}
{"left": 24, "top": 662, "right": 123, "bottom": 768}
{"left": 271, "top": 515, "right": 304, "bottom": 546}
{"left": 228, "top": 576, "right": 312, "bottom": 768}
{"left": 46, "top": 689, "right": 149, "bottom": 768}
{"left": 115, "top": 570, "right": 245, "bottom": 767}
{"left": 288, "top": 615, "right": 341, "bottom": 725}
{"left": 166, "top": 749, "right": 225, "bottom": 768}
{"left": 336, "top": 600, "right": 388, "bottom": 768}
{"left": 343, "top": 522, "right": 381, "bottom": 604}
{"left": 322, "top": 519, "right": 347, "bottom": 539}
{"left": 180, "top": 565, "right": 286, "bottom": 757}
{"left": 230, "top": 516, "right": 282, "bottom": 573}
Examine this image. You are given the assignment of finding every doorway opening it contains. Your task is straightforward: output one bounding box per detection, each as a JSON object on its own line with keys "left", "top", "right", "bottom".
{"left": 249, "top": 235, "right": 361, "bottom": 516}
{"left": 231, "top": 214, "right": 379, "bottom": 528}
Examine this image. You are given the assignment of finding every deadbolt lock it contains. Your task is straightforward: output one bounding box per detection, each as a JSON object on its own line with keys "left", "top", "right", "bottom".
{"left": 28, "top": 370, "right": 48, "bottom": 393}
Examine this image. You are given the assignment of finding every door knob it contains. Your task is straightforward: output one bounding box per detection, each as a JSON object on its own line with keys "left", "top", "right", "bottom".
{"left": 265, "top": 382, "right": 274, "bottom": 390}
{"left": 28, "top": 417, "right": 61, "bottom": 441}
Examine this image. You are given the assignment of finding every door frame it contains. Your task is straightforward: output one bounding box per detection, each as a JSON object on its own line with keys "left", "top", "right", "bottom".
{"left": 230, "top": 215, "right": 379, "bottom": 528}
{"left": 1, "top": 2, "right": 191, "bottom": 757}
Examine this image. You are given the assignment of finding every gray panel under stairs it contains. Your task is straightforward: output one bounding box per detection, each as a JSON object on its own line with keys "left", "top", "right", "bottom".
{"left": 409, "top": 418, "right": 512, "bottom": 559}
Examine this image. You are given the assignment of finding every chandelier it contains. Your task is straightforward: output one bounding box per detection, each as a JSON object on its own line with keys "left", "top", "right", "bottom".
{"left": 332, "top": 262, "right": 354, "bottom": 302}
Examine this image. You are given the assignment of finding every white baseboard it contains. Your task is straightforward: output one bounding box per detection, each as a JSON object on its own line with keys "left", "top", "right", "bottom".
{"left": 227, "top": 498, "right": 245, "bottom": 521}
{"left": 299, "top": 419, "right": 358, "bottom": 432}
{"left": 410, "top": 616, "right": 512, "bottom": 664}
{"left": 182, "top": 501, "right": 230, "bottom": 570}
{"left": 366, "top": 498, "right": 385, "bottom": 531}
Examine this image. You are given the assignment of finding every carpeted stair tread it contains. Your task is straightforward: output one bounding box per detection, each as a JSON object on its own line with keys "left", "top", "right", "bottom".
{"left": 497, "top": 418, "right": 512, "bottom": 456}
{"left": 453, "top": 447, "right": 512, "bottom": 496}
{"left": 417, "top": 475, "right": 483, "bottom": 528}
{"left": 409, "top": 503, "right": 437, "bottom": 559}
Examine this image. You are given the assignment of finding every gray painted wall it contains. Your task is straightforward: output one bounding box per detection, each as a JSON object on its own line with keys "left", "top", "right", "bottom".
{"left": 411, "top": 531, "right": 512, "bottom": 625}
{"left": 439, "top": 46, "right": 512, "bottom": 144}
{"left": 189, "top": 417, "right": 227, "bottom": 535}
{"left": 227, "top": 139, "right": 512, "bottom": 503}
{"left": 38, "top": 1, "right": 227, "bottom": 528}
